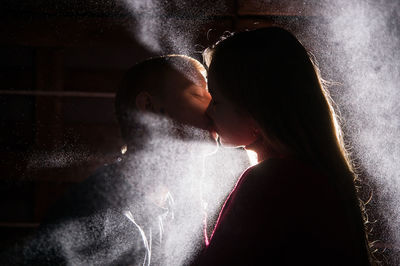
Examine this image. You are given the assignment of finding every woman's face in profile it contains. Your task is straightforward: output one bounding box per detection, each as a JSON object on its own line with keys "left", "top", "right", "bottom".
{"left": 206, "top": 76, "right": 259, "bottom": 148}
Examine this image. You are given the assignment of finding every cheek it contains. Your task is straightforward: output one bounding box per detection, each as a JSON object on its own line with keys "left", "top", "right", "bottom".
{"left": 169, "top": 94, "right": 211, "bottom": 128}
{"left": 210, "top": 105, "right": 240, "bottom": 129}
{"left": 212, "top": 108, "right": 257, "bottom": 146}
{"left": 221, "top": 124, "right": 256, "bottom": 147}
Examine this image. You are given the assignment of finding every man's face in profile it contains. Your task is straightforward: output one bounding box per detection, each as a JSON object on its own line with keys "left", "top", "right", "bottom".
{"left": 160, "top": 72, "right": 214, "bottom": 134}
{"left": 128, "top": 62, "right": 216, "bottom": 147}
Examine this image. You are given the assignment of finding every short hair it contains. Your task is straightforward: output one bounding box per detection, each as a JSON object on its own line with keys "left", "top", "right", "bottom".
{"left": 115, "top": 54, "right": 206, "bottom": 142}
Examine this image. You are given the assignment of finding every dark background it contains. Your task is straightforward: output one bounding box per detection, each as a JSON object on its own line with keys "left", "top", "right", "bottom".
{"left": 0, "top": 0, "right": 395, "bottom": 262}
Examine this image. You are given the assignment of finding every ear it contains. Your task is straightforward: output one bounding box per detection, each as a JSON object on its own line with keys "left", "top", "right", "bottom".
{"left": 135, "top": 91, "right": 155, "bottom": 111}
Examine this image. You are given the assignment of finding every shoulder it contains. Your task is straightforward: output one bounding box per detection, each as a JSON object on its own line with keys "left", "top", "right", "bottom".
{"left": 232, "top": 157, "right": 339, "bottom": 212}
{"left": 236, "top": 158, "right": 300, "bottom": 193}
{"left": 241, "top": 157, "right": 331, "bottom": 191}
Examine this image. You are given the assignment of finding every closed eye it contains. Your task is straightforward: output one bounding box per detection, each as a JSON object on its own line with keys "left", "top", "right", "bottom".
{"left": 191, "top": 93, "right": 203, "bottom": 97}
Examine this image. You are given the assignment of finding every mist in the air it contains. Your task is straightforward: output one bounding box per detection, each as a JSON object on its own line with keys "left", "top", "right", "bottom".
{"left": 120, "top": 0, "right": 400, "bottom": 263}
{"left": 3, "top": 0, "right": 399, "bottom": 264}
{"left": 315, "top": 0, "right": 400, "bottom": 258}
{"left": 0, "top": 111, "right": 249, "bottom": 265}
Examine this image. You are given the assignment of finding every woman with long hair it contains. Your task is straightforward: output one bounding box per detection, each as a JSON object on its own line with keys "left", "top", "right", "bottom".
{"left": 197, "top": 27, "right": 373, "bottom": 265}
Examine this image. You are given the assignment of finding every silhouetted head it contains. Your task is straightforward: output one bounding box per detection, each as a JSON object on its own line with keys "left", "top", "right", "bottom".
{"left": 204, "top": 27, "right": 348, "bottom": 170}
{"left": 204, "top": 26, "right": 372, "bottom": 263}
{"left": 115, "top": 55, "right": 213, "bottom": 147}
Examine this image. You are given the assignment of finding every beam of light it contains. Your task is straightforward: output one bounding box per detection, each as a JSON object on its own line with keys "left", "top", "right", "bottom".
{"left": 298, "top": 0, "right": 400, "bottom": 262}
{"left": 18, "top": 112, "right": 249, "bottom": 265}
{"left": 120, "top": 0, "right": 228, "bottom": 54}
{"left": 11, "top": 0, "right": 400, "bottom": 264}
{"left": 246, "top": 150, "right": 258, "bottom": 166}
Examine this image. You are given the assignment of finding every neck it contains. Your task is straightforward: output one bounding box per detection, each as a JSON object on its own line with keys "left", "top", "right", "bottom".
{"left": 244, "top": 137, "right": 266, "bottom": 162}
{"left": 245, "top": 136, "right": 283, "bottom": 163}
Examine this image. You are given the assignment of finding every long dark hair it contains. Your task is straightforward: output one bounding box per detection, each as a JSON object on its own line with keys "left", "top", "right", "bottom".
{"left": 204, "top": 27, "right": 374, "bottom": 264}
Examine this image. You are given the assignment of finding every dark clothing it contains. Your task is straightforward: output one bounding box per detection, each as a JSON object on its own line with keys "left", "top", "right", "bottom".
{"left": 1, "top": 113, "right": 213, "bottom": 265}
{"left": 197, "top": 158, "right": 371, "bottom": 266}
{"left": 1, "top": 163, "right": 171, "bottom": 266}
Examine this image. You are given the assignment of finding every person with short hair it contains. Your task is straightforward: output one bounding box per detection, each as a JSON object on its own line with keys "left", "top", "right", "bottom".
{"left": 115, "top": 54, "right": 213, "bottom": 149}
{"left": 1, "top": 54, "right": 216, "bottom": 266}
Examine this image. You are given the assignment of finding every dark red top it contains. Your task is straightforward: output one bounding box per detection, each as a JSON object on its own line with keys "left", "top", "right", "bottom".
{"left": 196, "top": 158, "right": 370, "bottom": 266}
